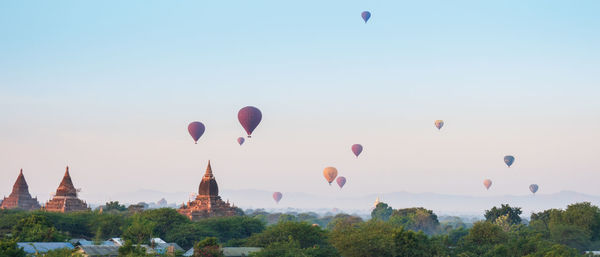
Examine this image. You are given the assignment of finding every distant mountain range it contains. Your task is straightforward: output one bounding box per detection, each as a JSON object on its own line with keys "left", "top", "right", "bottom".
{"left": 81, "top": 189, "right": 600, "bottom": 218}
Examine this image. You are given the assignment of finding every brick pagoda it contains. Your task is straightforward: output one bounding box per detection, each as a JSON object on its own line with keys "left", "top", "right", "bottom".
{"left": 178, "top": 161, "right": 239, "bottom": 220}
{"left": 44, "top": 166, "right": 90, "bottom": 213}
{"left": 0, "top": 169, "right": 41, "bottom": 210}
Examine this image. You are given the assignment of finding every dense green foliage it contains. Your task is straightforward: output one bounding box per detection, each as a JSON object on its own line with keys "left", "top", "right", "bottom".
{"left": 371, "top": 202, "right": 394, "bottom": 221}
{"left": 2, "top": 201, "right": 600, "bottom": 256}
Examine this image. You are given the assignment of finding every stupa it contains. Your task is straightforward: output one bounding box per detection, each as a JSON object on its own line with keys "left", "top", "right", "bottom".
{"left": 178, "top": 161, "right": 239, "bottom": 220}
{"left": 43, "top": 166, "right": 90, "bottom": 213}
{"left": 0, "top": 169, "right": 41, "bottom": 210}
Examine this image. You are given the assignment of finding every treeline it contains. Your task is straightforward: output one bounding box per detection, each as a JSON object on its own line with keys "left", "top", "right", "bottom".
{"left": 1, "top": 201, "right": 600, "bottom": 256}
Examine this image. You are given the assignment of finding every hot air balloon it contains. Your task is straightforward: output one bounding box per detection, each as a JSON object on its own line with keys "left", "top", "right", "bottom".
{"left": 529, "top": 184, "right": 539, "bottom": 194}
{"left": 188, "top": 122, "right": 205, "bottom": 144}
{"left": 323, "top": 167, "right": 338, "bottom": 185}
{"left": 336, "top": 176, "right": 347, "bottom": 189}
{"left": 504, "top": 155, "right": 515, "bottom": 167}
{"left": 435, "top": 120, "right": 444, "bottom": 130}
{"left": 483, "top": 179, "right": 492, "bottom": 190}
{"left": 237, "top": 137, "right": 245, "bottom": 146}
{"left": 361, "top": 11, "right": 371, "bottom": 23}
{"left": 351, "top": 144, "right": 363, "bottom": 158}
{"left": 238, "top": 106, "right": 262, "bottom": 138}
{"left": 273, "top": 192, "right": 282, "bottom": 203}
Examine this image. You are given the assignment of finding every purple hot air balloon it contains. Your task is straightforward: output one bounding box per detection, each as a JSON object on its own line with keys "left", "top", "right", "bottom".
{"left": 273, "top": 192, "right": 282, "bottom": 203}
{"left": 336, "top": 176, "right": 347, "bottom": 189}
{"left": 238, "top": 106, "right": 262, "bottom": 138}
{"left": 237, "top": 137, "right": 245, "bottom": 146}
{"left": 188, "top": 122, "right": 205, "bottom": 144}
{"left": 361, "top": 11, "right": 371, "bottom": 23}
{"left": 352, "top": 144, "right": 363, "bottom": 158}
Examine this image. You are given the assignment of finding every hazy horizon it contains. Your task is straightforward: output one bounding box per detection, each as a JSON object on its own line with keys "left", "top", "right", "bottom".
{"left": 1, "top": 1, "right": 599, "bottom": 206}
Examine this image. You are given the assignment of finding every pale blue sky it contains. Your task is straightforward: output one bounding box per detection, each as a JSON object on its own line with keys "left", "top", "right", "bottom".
{"left": 1, "top": 1, "right": 599, "bottom": 204}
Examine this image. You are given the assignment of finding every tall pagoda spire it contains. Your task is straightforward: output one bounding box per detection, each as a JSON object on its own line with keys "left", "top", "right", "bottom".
{"left": 198, "top": 161, "right": 218, "bottom": 196}
{"left": 44, "top": 166, "right": 89, "bottom": 213}
{"left": 55, "top": 166, "right": 77, "bottom": 197}
{"left": 1, "top": 169, "right": 41, "bottom": 210}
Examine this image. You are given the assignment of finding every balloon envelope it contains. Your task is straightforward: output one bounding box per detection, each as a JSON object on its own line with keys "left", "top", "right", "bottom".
{"left": 351, "top": 144, "right": 363, "bottom": 157}
{"left": 483, "top": 179, "right": 492, "bottom": 190}
{"left": 273, "top": 192, "right": 282, "bottom": 203}
{"left": 529, "top": 184, "right": 539, "bottom": 194}
{"left": 323, "top": 167, "right": 338, "bottom": 185}
{"left": 336, "top": 176, "right": 347, "bottom": 188}
{"left": 238, "top": 106, "right": 262, "bottom": 138}
{"left": 188, "top": 122, "right": 205, "bottom": 144}
{"left": 435, "top": 120, "right": 444, "bottom": 130}
{"left": 361, "top": 11, "right": 371, "bottom": 23}
{"left": 504, "top": 155, "right": 515, "bottom": 167}
{"left": 237, "top": 137, "right": 245, "bottom": 145}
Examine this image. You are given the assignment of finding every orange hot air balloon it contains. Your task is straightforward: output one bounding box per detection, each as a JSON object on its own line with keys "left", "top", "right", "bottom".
{"left": 483, "top": 179, "right": 492, "bottom": 190}
{"left": 323, "top": 167, "right": 338, "bottom": 185}
{"left": 435, "top": 120, "right": 444, "bottom": 130}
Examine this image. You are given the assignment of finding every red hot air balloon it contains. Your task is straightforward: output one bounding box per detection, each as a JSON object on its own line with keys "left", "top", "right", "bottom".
{"left": 237, "top": 137, "right": 245, "bottom": 146}
{"left": 483, "top": 179, "right": 492, "bottom": 190}
{"left": 351, "top": 144, "right": 363, "bottom": 158}
{"left": 238, "top": 106, "right": 262, "bottom": 138}
{"left": 336, "top": 176, "right": 346, "bottom": 189}
{"left": 188, "top": 122, "right": 205, "bottom": 144}
{"left": 273, "top": 192, "right": 282, "bottom": 203}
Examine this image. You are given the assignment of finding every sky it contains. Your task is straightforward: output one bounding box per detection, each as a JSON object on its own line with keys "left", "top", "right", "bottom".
{"left": 1, "top": 0, "right": 599, "bottom": 205}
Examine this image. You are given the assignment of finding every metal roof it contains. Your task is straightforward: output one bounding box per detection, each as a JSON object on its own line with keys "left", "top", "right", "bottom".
{"left": 17, "top": 242, "right": 74, "bottom": 254}
{"left": 78, "top": 245, "right": 120, "bottom": 256}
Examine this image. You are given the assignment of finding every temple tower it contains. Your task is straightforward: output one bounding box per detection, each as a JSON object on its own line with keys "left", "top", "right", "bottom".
{"left": 43, "top": 166, "right": 90, "bottom": 213}
{"left": 0, "top": 169, "right": 41, "bottom": 210}
{"left": 178, "top": 161, "right": 239, "bottom": 220}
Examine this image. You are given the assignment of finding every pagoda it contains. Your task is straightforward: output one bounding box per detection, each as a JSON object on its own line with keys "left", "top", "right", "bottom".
{"left": 178, "top": 161, "right": 239, "bottom": 220}
{"left": 0, "top": 169, "right": 41, "bottom": 210}
{"left": 44, "top": 166, "right": 90, "bottom": 213}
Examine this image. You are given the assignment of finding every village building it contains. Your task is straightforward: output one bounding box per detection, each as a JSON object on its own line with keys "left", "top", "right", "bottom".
{"left": 178, "top": 161, "right": 239, "bottom": 220}
{"left": 0, "top": 169, "right": 41, "bottom": 210}
{"left": 43, "top": 166, "right": 90, "bottom": 213}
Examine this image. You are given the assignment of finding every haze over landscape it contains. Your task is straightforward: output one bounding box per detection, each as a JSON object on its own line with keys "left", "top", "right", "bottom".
{"left": 1, "top": 1, "right": 599, "bottom": 214}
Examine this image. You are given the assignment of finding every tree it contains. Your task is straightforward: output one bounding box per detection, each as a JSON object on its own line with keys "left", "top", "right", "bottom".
{"left": 118, "top": 240, "right": 148, "bottom": 257}
{"left": 485, "top": 204, "right": 522, "bottom": 225}
{"left": 245, "top": 221, "right": 327, "bottom": 249}
{"left": 0, "top": 239, "right": 26, "bottom": 257}
{"left": 38, "top": 248, "right": 84, "bottom": 257}
{"left": 122, "top": 215, "right": 155, "bottom": 244}
{"left": 393, "top": 228, "right": 435, "bottom": 257}
{"left": 389, "top": 207, "right": 440, "bottom": 235}
{"left": 326, "top": 214, "right": 363, "bottom": 230}
{"left": 139, "top": 208, "right": 190, "bottom": 239}
{"left": 371, "top": 202, "right": 393, "bottom": 221}
{"left": 330, "top": 220, "right": 396, "bottom": 257}
{"left": 104, "top": 201, "right": 127, "bottom": 212}
{"left": 12, "top": 215, "right": 66, "bottom": 242}
{"left": 193, "top": 237, "right": 224, "bottom": 257}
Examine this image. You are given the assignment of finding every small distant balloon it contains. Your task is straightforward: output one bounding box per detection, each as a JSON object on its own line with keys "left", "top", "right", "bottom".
{"left": 361, "top": 11, "right": 371, "bottom": 23}
{"left": 273, "top": 192, "right": 282, "bottom": 203}
{"left": 323, "top": 167, "right": 338, "bottom": 185}
{"left": 504, "top": 155, "right": 515, "bottom": 167}
{"left": 188, "top": 122, "right": 206, "bottom": 144}
{"left": 238, "top": 106, "right": 262, "bottom": 138}
{"left": 237, "top": 137, "right": 245, "bottom": 146}
{"left": 435, "top": 120, "right": 444, "bottom": 130}
{"left": 351, "top": 144, "right": 363, "bottom": 158}
{"left": 336, "top": 176, "right": 347, "bottom": 189}
{"left": 529, "top": 184, "right": 539, "bottom": 194}
{"left": 483, "top": 179, "right": 492, "bottom": 190}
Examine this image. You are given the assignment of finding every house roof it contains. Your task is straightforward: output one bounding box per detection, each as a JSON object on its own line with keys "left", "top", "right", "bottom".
{"left": 184, "top": 247, "right": 262, "bottom": 257}
{"left": 17, "top": 242, "right": 74, "bottom": 254}
{"left": 78, "top": 245, "right": 120, "bottom": 255}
